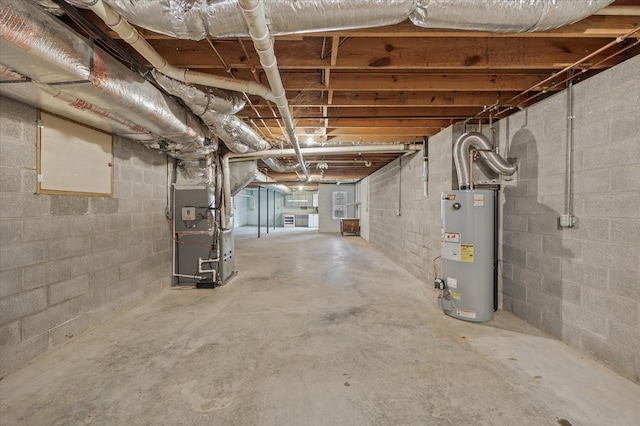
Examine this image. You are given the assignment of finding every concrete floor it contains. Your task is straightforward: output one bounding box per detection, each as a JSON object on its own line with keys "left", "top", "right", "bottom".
{"left": 1, "top": 228, "right": 639, "bottom": 426}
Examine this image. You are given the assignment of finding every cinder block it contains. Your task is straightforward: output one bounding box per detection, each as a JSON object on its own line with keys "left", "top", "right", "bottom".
{"left": 21, "top": 302, "right": 71, "bottom": 340}
{"left": 582, "top": 137, "right": 638, "bottom": 171}
{"left": 503, "top": 278, "right": 526, "bottom": 301}
{"left": 580, "top": 332, "right": 636, "bottom": 382}
{"left": 0, "top": 193, "right": 50, "bottom": 219}
{"left": 0, "top": 320, "right": 20, "bottom": 348}
{"left": 526, "top": 252, "right": 561, "bottom": 276}
{"left": 540, "top": 311, "right": 562, "bottom": 339}
{"left": 0, "top": 333, "right": 48, "bottom": 379}
{"left": 609, "top": 320, "right": 640, "bottom": 356}
{"left": 504, "top": 230, "right": 542, "bottom": 253}
{"left": 105, "top": 214, "right": 131, "bottom": 231}
{"left": 503, "top": 245, "right": 527, "bottom": 267}
{"left": 527, "top": 215, "right": 561, "bottom": 236}
{"left": 527, "top": 287, "right": 562, "bottom": 317}
{"left": 610, "top": 218, "right": 640, "bottom": 245}
{"left": 611, "top": 109, "right": 640, "bottom": 144}
{"left": 119, "top": 165, "right": 144, "bottom": 182}
{"left": 48, "top": 236, "right": 90, "bottom": 261}
{"left": 572, "top": 118, "right": 609, "bottom": 151}
{"left": 578, "top": 192, "right": 639, "bottom": 219}
{"left": 561, "top": 259, "right": 608, "bottom": 290}
{"left": 91, "top": 231, "right": 119, "bottom": 252}
{"left": 89, "top": 197, "right": 119, "bottom": 215}
{"left": 23, "top": 217, "right": 70, "bottom": 241}
{"left": 0, "top": 240, "right": 48, "bottom": 271}
{"left": 512, "top": 265, "right": 542, "bottom": 290}
{"left": 0, "top": 269, "right": 22, "bottom": 298}
{"left": 0, "top": 166, "right": 21, "bottom": 192}
{"left": 113, "top": 180, "right": 132, "bottom": 198}
{"left": 560, "top": 279, "right": 582, "bottom": 305}
{"left": 118, "top": 198, "right": 143, "bottom": 214}
{"left": 21, "top": 169, "right": 36, "bottom": 194}
{"left": 583, "top": 240, "right": 638, "bottom": 273}
{"left": 68, "top": 215, "right": 106, "bottom": 237}
{"left": 0, "top": 140, "right": 35, "bottom": 169}
{"left": 0, "top": 219, "right": 22, "bottom": 244}
{"left": 0, "top": 287, "right": 47, "bottom": 325}
{"left": 50, "top": 196, "right": 88, "bottom": 216}
{"left": 23, "top": 259, "right": 71, "bottom": 291}
{"left": 132, "top": 183, "right": 152, "bottom": 200}
{"left": 49, "top": 314, "right": 90, "bottom": 347}
{"left": 566, "top": 217, "right": 610, "bottom": 242}
{"left": 573, "top": 169, "right": 611, "bottom": 194}
{"left": 562, "top": 301, "right": 608, "bottom": 338}
{"left": 542, "top": 235, "right": 582, "bottom": 259}
{"left": 49, "top": 275, "right": 89, "bottom": 305}
{"left": 609, "top": 269, "right": 640, "bottom": 300}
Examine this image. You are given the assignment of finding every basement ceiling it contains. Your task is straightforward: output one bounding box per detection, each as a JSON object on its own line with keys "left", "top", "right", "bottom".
{"left": 60, "top": 0, "right": 640, "bottom": 185}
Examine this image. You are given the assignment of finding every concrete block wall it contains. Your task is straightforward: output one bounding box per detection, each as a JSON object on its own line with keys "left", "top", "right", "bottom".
{"left": 498, "top": 55, "right": 640, "bottom": 383}
{"left": 0, "top": 96, "right": 172, "bottom": 377}
{"left": 365, "top": 128, "right": 453, "bottom": 283}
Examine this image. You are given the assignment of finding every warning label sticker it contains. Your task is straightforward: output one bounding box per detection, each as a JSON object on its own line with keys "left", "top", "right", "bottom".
{"left": 473, "top": 193, "right": 485, "bottom": 207}
{"left": 456, "top": 308, "right": 477, "bottom": 319}
{"left": 460, "top": 244, "right": 475, "bottom": 263}
{"left": 446, "top": 277, "right": 457, "bottom": 289}
{"left": 452, "top": 292, "right": 461, "bottom": 300}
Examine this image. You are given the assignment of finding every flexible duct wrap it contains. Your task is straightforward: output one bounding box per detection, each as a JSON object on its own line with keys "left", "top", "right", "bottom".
{"left": 411, "top": 0, "right": 613, "bottom": 32}
{"left": 0, "top": 0, "right": 215, "bottom": 159}
{"left": 72, "top": 0, "right": 613, "bottom": 41}
{"left": 153, "top": 71, "right": 303, "bottom": 173}
{"left": 79, "top": 0, "right": 413, "bottom": 40}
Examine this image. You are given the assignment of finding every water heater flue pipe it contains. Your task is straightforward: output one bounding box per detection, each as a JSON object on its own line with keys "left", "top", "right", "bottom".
{"left": 454, "top": 132, "right": 516, "bottom": 190}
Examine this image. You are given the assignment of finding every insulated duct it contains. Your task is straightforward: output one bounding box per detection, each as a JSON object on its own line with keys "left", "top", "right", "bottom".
{"left": 0, "top": 0, "right": 214, "bottom": 160}
{"left": 72, "top": 0, "right": 613, "bottom": 41}
{"left": 453, "top": 132, "right": 516, "bottom": 190}
{"left": 71, "top": 0, "right": 414, "bottom": 40}
{"left": 411, "top": 0, "right": 614, "bottom": 33}
{"left": 152, "top": 71, "right": 303, "bottom": 174}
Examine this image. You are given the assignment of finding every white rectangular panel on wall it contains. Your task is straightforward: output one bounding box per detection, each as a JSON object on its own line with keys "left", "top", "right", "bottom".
{"left": 37, "top": 111, "right": 113, "bottom": 196}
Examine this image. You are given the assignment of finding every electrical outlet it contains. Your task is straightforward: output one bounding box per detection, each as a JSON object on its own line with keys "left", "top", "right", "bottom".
{"left": 559, "top": 214, "right": 575, "bottom": 228}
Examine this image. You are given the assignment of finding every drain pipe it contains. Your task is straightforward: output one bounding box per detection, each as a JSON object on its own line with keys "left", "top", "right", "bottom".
{"left": 560, "top": 78, "right": 576, "bottom": 228}
{"left": 238, "top": 0, "right": 309, "bottom": 182}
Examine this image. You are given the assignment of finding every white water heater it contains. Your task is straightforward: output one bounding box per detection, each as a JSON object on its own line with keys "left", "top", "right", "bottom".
{"left": 438, "top": 189, "right": 497, "bottom": 322}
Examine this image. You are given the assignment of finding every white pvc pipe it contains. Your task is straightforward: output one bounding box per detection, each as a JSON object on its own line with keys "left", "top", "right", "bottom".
{"left": 82, "top": 0, "right": 275, "bottom": 101}
{"left": 238, "top": 0, "right": 310, "bottom": 181}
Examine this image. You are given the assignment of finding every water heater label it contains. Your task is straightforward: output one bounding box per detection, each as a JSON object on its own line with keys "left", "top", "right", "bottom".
{"left": 441, "top": 240, "right": 460, "bottom": 261}
{"left": 473, "top": 193, "right": 485, "bottom": 206}
{"left": 460, "top": 244, "right": 475, "bottom": 263}
{"left": 456, "top": 308, "right": 477, "bottom": 319}
{"left": 446, "top": 277, "right": 457, "bottom": 289}
{"left": 444, "top": 232, "right": 460, "bottom": 243}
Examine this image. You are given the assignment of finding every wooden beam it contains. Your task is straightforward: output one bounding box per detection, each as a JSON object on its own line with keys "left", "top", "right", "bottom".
{"left": 146, "top": 37, "right": 624, "bottom": 70}
{"left": 279, "top": 71, "right": 550, "bottom": 92}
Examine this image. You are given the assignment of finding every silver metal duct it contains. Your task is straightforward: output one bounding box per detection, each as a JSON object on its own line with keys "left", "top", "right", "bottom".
{"left": 151, "top": 72, "right": 246, "bottom": 116}
{"left": 0, "top": 0, "right": 214, "bottom": 160}
{"left": 153, "top": 71, "right": 302, "bottom": 173}
{"left": 79, "top": 0, "right": 414, "bottom": 40}
{"left": 453, "top": 132, "right": 516, "bottom": 189}
{"left": 229, "top": 160, "right": 258, "bottom": 196}
{"left": 72, "top": 0, "right": 613, "bottom": 41}
{"left": 411, "top": 0, "right": 614, "bottom": 32}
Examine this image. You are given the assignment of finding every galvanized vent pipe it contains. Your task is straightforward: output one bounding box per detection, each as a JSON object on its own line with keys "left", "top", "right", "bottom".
{"left": 453, "top": 132, "right": 516, "bottom": 190}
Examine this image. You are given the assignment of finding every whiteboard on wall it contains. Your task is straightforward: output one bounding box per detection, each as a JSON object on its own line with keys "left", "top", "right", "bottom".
{"left": 37, "top": 111, "right": 113, "bottom": 196}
